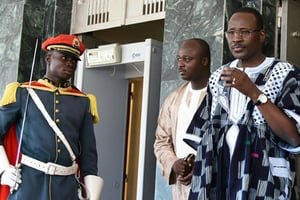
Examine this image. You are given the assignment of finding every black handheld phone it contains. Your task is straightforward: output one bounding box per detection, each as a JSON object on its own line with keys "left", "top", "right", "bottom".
{"left": 184, "top": 153, "right": 195, "bottom": 163}
{"left": 183, "top": 154, "right": 195, "bottom": 175}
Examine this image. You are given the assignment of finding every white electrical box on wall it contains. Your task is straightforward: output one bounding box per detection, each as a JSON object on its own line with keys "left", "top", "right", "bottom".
{"left": 85, "top": 43, "right": 121, "bottom": 67}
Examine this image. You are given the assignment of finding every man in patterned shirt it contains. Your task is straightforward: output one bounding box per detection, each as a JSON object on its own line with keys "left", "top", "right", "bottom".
{"left": 184, "top": 7, "right": 300, "bottom": 199}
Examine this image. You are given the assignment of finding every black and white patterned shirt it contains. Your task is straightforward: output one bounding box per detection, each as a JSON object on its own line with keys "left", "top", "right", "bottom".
{"left": 184, "top": 58, "right": 300, "bottom": 199}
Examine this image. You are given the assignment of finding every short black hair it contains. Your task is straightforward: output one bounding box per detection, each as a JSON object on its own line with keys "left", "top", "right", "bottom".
{"left": 232, "top": 7, "right": 264, "bottom": 30}
{"left": 186, "top": 38, "right": 211, "bottom": 66}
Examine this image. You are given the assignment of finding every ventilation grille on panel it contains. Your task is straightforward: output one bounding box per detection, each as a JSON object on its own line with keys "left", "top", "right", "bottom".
{"left": 87, "top": 0, "right": 109, "bottom": 25}
{"left": 143, "top": 0, "right": 165, "bottom": 15}
{"left": 86, "top": 0, "right": 166, "bottom": 26}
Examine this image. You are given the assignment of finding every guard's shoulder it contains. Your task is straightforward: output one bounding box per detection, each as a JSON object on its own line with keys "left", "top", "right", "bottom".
{"left": 70, "top": 85, "right": 85, "bottom": 95}
{"left": 86, "top": 93, "right": 100, "bottom": 124}
{"left": 0, "top": 82, "right": 21, "bottom": 106}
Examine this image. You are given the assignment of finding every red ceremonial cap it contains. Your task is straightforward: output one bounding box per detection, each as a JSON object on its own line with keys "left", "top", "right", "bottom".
{"left": 42, "top": 34, "right": 86, "bottom": 60}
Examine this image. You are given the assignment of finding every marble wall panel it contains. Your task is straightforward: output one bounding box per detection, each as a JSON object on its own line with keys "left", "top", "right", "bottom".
{"left": 161, "top": 0, "right": 225, "bottom": 86}
{"left": 262, "top": 0, "right": 277, "bottom": 57}
{"left": 0, "top": 0, "right": 73, "bottom": 96}
{"left": 0, "top": 2, "right": 23, "bottom": 96}
{"left": 19, "top": 3, "right": 45, "bottom": 82}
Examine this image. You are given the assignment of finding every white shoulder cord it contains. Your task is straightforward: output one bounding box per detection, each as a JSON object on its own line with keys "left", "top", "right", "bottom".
{"left": 27, "top": 88, "right": 76, "bottom": 162}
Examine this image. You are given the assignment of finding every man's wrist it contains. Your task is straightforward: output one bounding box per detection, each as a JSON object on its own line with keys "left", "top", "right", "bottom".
{"left": 253, "top": 93, "right": 268, "bottom": 106}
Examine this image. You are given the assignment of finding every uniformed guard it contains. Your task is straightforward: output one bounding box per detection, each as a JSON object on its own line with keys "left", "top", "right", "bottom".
{"left": 0, "top": 34, "right": 103, "bottom": 200}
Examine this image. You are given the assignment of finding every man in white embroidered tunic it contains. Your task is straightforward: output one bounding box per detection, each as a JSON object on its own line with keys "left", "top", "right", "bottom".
{"left": 184, "top": 7, "right": 300, "bottom": 200}
{"left": 154, "top": 38, "right": 211, "bottom": 199}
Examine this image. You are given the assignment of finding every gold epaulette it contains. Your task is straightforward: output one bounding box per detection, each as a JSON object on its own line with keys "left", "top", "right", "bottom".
{"left": 87, "top": 94, "right": 100, "bottom": 124}
{"left": 0, "top": 82, "right": 20, "bottom": 106}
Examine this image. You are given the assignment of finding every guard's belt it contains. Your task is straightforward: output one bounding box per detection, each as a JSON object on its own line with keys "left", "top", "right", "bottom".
{"left": 21, "top": 154, "right": 78, "bottom": 176}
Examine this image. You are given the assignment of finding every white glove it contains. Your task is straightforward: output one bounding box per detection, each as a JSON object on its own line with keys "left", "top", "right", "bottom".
{"left": 1, "top": 165, "right": 22, "bottom": 191}
{"left": 0, "top": 145, "right": 21, "bottom": 191}
{"left": 84, "top": 175, "right": 104, "bottom": 200}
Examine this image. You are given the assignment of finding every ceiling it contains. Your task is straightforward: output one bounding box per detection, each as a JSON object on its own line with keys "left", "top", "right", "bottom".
{"left": 91, "top": 19, "right": 165, "bottom": 45}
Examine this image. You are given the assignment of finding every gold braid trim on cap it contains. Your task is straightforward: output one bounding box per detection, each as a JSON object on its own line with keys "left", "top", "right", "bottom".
{"left": 0, "top": 82, "right": 20, "bottom": 106}
{"left": 47, "top": 44, "right": 80, "bottom": 57}
{"left": 87, "top": 94, "right": 100, "bottom": 124}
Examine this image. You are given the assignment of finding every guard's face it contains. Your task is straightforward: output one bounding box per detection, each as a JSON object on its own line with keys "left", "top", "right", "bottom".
{"left": 45, "top": 50, "right": 78, "bottom": 83}
{"left": 177, "top": 40, "right": 209, "bottom": 82}
{"left": 226, "top": 12, "right": 265, "bottom": 64}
